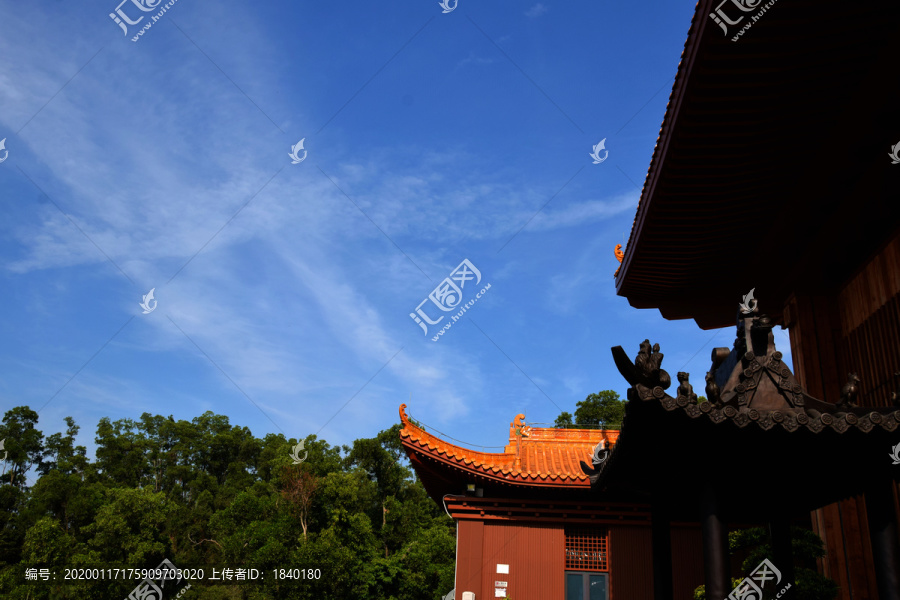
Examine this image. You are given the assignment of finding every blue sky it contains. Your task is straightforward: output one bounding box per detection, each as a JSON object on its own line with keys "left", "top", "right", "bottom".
{"left": 0, "top": 0, "right": 792, "bottom": 478}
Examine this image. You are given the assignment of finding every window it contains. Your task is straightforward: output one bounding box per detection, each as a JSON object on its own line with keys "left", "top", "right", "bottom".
{"left": 565, "top": 528, "right": 608, "bottom": 571}
{"left": 566, "top": 572, "right": 608, "bottom": 600}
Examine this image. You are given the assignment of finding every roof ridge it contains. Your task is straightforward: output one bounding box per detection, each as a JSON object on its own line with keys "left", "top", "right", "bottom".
{"left": 401, "top": 404, "right": 615, "bottom": 484}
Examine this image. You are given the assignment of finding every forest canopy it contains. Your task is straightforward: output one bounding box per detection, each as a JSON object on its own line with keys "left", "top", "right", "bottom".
{"left": 0, "top": 406, "right": 455, "bottom": 600}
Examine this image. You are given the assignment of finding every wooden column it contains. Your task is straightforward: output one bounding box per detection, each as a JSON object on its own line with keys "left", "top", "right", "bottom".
{"left": 865, "top": 481, "right": 900, "bottom": 600}
{"left": 768, "top": 517, "right": 796, "bottom": 599}
{"left": 700, "top": 484, "right": 730, "bottom": 598}
{"left": 651, "top": 500, "right": 673, "bottom": 600}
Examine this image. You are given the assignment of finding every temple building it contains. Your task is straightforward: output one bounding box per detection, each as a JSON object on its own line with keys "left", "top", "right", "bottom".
{"left": 588, "top": 299, "right": 900, "bottom": 600}
{"left": 400, "top": 0, "right": 900, "bottom": 597}
{"left": 398, "top": 405, "right": 705, "bottom": 599}
{"left": 601, "top": 0, "right": 900, "bottom": 598}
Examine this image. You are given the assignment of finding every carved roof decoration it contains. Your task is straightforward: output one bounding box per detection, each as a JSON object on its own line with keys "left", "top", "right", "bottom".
{"left": 580, "top": 292, "right": 900, "bottom": 518}
{"left": 613, "top": 294, "right": 900, "bottom": 438}
{"left": 399, "top": 404, "right": 619, "bottom": 489}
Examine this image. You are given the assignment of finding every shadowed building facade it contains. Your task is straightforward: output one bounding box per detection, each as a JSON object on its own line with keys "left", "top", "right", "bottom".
{"left": 603, "top": 0, "right": 900, "bottom": 597}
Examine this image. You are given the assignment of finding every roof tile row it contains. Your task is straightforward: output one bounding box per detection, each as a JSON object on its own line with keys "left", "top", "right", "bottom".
{"left": 399, "top": 404, "right": 618, "bottom": 486}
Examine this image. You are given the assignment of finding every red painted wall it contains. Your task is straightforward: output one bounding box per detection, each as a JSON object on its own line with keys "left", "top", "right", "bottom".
{"left": 456, "top": 520, "right": 485, "bottom": 598}
{"left": 455, "top": 521, "right": 566, "bottom": 599}
{"left": 481, "top": 522, "right": 565, "bottom": 600}
{"left": 456, "top": 520, "right": 703, "bottom": 599}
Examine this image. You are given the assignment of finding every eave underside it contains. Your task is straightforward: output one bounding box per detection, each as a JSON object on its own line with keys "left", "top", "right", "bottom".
{"left": 617, "top": 0, "right": 900, "bottom": 329}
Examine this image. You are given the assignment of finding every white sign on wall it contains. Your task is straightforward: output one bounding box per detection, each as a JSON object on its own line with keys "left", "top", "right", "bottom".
{"left": 496, "top": 564, "right": 509, "bottom": 574}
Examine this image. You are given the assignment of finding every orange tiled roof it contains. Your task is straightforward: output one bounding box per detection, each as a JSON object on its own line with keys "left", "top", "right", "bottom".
{"left": 398, "top": 404, "right": 618, "bottom": 488}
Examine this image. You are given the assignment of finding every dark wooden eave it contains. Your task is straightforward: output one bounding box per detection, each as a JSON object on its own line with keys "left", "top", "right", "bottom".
{"left": 585, "top": 301, "right": 900, "bottom": 521}
{"left": 616, "top": 0, "right": 900, "bottom": 329}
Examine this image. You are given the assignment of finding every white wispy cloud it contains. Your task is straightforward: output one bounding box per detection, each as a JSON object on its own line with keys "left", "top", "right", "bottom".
{"left": 0, "top": 1, "right": 670, "bottom": 453}
{"left": 525, "top": 4, "right": 548, "bottom": 18}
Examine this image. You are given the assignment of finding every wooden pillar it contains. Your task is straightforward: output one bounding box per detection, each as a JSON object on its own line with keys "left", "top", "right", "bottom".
{"left": 700, "top": 483, "right": 730, "bottom": 598}
{"left": 768, "top": 517, "right": 796, "bottom": 599}
{"left": 651, "top": 500, "right": 673, "bottom": 600}
{"left": 865, "top": 481, "right": 900, "bottom": 600}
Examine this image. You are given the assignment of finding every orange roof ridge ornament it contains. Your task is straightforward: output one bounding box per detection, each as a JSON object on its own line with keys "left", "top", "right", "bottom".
{"left": 510, "top": 414, "right": 532, "bottom": 443}
{"left": 399, "top": 403, "right": 412, "bottom": 428}
{"left": 614, "top": 244, "right": 624, "bottom": 277}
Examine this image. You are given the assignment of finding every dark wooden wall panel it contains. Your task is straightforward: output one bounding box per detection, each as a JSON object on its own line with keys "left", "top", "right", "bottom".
{"left": 839, "top": 233, "right": 900, "bottom": 335}
{"left": 785, "top": 294, "right": 842, "bottom": 404}
{"left": 842, "top": 496, "right": 877, "bottom": 599}
{"left": 838, "top": 295, "right": 900, "bottom": 408}
{"left": 609, "top": 526, "right": 653, "bottom": 600}
{"left": 787, "top": 228, "right": 900, "bottom": 600}
{"left": 671, "top": 526, "right": 704, "bottom": 600}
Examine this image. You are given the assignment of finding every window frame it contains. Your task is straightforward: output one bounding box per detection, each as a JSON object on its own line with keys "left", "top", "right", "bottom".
{"left": 565, "top": 570, "right": 609, "bottom": 600}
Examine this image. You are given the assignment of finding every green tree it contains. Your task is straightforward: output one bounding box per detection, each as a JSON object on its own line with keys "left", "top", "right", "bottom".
{"left": 93, "top": 417, "right": 149, "bottom": 488}
{"left": 0, "top": 409, "right": 457, "bottom": 600}
{"left": 37, "top": 416, "right": 87, "bottom": 477}
{"left": 296, "top": 509, "right": 380, "bottom": 600}
{"left": 0, "top": 483, "right": 27, "bottom": 566}
{"left": 346, "top": 425, "right": 412, "bottom": 556}
{"left": 83, "top": 487, "right": 171, "bottom": 565}
{"left": 555, "top": 391, "right": 625, "bottom": 428}
{"left": 0, "top": 406, "right": 44, "bottom": 488}
{"left": 371, "top": 520, "right": 456, "bottom": 600}
{"left": 278, "top": 464, "right": 318, "bottom": 540}
{"left": 693, "top": 526, "right": 838, "bottom": 600}
{"left": 554, "top": 412, "right": 574, "bottom": 428}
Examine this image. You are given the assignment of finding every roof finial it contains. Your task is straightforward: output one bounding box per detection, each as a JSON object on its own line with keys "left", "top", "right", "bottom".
{"left": 614, "top": 244, "right": 624, "bottom": 277}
